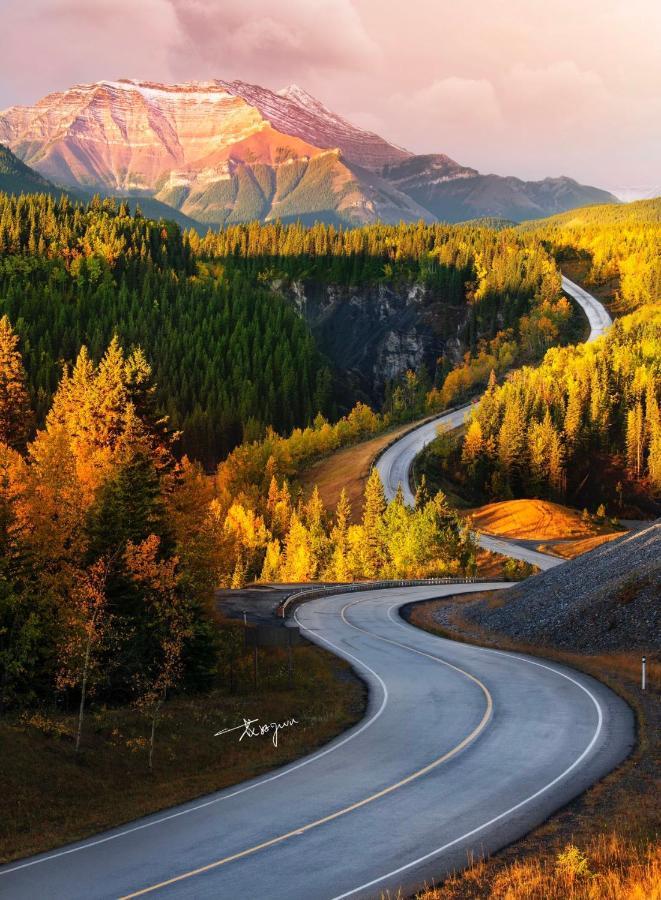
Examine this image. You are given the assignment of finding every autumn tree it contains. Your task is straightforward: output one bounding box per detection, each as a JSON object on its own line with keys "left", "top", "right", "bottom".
{"left": 626, "top": 402, "right": 645, "bottom": 479}
{"left": 362, "top": 469, "right": 387, "bottom": 578}
{"left": 56, "top": 558, "right": 112, "bottom": 752}
{"left": 324, "top": 489, "right": 352, "bottom": 582}
{"left": 125, "top": 535, "right": 191, "bottom": 770}
{"left": 281, "top": 513, "right": 313, "bottom": 582}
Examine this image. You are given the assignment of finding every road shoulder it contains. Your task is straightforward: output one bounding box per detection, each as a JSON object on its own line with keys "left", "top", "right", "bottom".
{"left": 400, "top": 592, "right": 658, "bottom": 898}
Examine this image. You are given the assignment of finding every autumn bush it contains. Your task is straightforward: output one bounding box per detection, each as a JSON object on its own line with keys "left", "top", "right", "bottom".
{"left": 416, "top": 834, "right": 660, "bottom": 899}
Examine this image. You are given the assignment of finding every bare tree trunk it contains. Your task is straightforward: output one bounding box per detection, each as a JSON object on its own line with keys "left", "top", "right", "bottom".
{"left": 75, "top": 633, "right": 92, "bottom": 753}
{"left": 148, "top": 696, "right": 163, "bottom": 771}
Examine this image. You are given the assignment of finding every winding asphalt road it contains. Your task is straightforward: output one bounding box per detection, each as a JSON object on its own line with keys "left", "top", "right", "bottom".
{"left": 376, "top": 274, "right": 613, "bottom": 570}
{"left": 0, "top": 277, "right": 625, "bottom": 899}
{"left": 0, "top": 583, "right": 633, "bottom": 900}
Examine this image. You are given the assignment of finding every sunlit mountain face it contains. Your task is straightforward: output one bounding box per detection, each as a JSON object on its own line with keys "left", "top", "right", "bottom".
{"left": 0, "top": 78, "right": 618, "bottom": 225}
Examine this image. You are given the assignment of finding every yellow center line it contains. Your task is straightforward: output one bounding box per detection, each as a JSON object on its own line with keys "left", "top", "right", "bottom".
{"left": 120, "top": 594, "right": 493, "bottom": 899}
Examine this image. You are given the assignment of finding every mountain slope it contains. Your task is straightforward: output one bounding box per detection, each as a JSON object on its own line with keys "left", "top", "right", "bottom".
{"left": 225, "top": 80, "right": 411, "bottom": 169}
{"left": 0, "top": 78, "right": 619, "bottom": 225}
{"left": 0, "top": 143, "right": 59, "bottom": 195}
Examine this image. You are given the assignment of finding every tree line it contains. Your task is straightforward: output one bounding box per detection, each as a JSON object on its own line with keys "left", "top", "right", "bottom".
{"left": 455, "top": 305, "right": 661, "bottom": 507}
{"left": 0, "top": 193, "right": 582, "bottom": 468}
{"left": 527, "top": 197, "right": 661, "bottom": 311}
{"left": 0, "top": 193, "right": 332, "bottom": 466}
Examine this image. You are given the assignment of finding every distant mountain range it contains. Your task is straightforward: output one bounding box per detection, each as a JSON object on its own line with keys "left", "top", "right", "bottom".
{"left": 0, "top": 79, "right": 619, "bottom": 226}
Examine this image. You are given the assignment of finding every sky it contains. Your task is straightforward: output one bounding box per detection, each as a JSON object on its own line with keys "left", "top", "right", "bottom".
{"left": 1, "top": 0, "right": 659, "bottom": 191}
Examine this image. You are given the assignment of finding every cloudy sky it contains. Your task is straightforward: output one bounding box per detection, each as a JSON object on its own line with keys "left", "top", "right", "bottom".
{"left": 1, "top": 0, "right": 659, "bottom": 189}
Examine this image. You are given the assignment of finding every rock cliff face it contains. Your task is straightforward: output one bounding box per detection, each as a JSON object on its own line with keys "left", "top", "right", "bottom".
{"left": 279, "top": 280, "right": 468, "bottom": 399}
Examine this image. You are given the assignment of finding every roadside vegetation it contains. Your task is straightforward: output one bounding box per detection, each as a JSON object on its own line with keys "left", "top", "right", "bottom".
{"left": 0, "top": 639, "right": 364, "bottom": 862}
{"left": 416, "top": 836, "right": 659, "bottom": 899}
{"left": 524, "top": 196, "right": 661, "bottom": 314}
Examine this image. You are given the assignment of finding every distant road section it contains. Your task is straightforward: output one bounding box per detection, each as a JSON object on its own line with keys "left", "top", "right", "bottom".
{"left": 376, "top": 275, "right": 613, "bottom": 570}
{"left": 561, "top": 275, "right": 612, "bottom": 342}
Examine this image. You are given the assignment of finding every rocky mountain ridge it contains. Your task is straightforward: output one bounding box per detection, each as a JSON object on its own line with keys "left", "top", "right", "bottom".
{"left": 0, "top": 78, "right": 619, "bottom": 225}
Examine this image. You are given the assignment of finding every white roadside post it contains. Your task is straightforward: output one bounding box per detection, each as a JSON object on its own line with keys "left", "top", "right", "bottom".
{"left": 641, "top": 656, "right": 647, "bottom": 691}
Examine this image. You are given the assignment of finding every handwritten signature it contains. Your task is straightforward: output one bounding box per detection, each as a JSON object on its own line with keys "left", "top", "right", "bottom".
{"left": 215, "top": 716, "right": 299, "bottom": 748}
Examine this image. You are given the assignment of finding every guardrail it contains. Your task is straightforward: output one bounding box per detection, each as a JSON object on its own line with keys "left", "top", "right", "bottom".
{"left": 277, "top": 576, "right": 501, "bottom": 618}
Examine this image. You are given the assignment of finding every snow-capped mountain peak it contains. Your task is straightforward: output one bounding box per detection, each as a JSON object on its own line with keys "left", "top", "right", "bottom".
{"left": 277, "top": 83, "right": 326, "bottom": 110}
{"left": 0, "top": 76, "right": 619, "bottom": 227}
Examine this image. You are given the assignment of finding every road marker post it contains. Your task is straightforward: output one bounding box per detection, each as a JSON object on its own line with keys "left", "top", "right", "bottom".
{"left": 641, "top": 656, "right": 647, "bottom": 691}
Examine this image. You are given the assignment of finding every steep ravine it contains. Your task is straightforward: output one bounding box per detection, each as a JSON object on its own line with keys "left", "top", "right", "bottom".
{"left": 273, "top": 279, "right": 474, "bottom": 401}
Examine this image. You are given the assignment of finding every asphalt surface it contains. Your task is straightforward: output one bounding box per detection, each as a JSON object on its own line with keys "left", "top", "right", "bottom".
{"left": 0, "top": 583, "right": 634, "bottom": 900}
{"left": 561, "top": 274, "right": 612, "bottom": 342}
{"left": 376, "top": 275, "right": 612, "bottom": 571}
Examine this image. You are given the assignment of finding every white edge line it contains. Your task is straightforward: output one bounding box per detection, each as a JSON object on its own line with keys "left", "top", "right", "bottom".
{"left": 328, "top": 600, "right": 605, "bottom": 900}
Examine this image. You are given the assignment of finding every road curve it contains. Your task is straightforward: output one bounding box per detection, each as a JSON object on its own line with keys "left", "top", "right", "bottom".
{"left": 376, "top": 275, "right": 613, "bottom": 570}
{"left": 0, "top": 583, "right": 633, "bottom": 900}
{"left": 561, "top": 275, "right": 612, "bottom": 343}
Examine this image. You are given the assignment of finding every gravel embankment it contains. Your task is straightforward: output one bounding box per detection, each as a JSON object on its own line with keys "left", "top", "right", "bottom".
{"left": 464, "top": 521, "right": 660, "bottom": 652}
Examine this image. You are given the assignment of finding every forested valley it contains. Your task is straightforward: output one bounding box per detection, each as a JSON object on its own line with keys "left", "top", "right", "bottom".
{"left": 0, "top": 190, "right": 658, "bottom": 756}
{"left": 0, "top": 194, "right": 578, "bottom": 466}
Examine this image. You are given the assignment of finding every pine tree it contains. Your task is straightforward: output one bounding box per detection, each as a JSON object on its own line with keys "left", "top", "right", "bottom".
{"left": 564, "top": 378, "right": 582, "bottom": 449}
{"left": 260, "top": 540, "right": 282, "bottom": 581}
{"left": 461, "top": 420, "right": 484, "bottom": 473}
{"left": 303, "top": 486, "right": 329, "bottom": 579}
{"left": 414, "top": 474, "right": 430, "bottom": 510}
{"left": 282, "top": 513, "right": 313, "bottom": 582}
{"left": 497, "top": 397, "right": 526, "bottom": 492}
{"left": 325, "top": 489, "right": 351, "bottom": 582}
{"left": 0, "top": 315, "right": 33, "bottom": 449}
{"left": 644, "top": 381, "right": 661, "bottom": 489}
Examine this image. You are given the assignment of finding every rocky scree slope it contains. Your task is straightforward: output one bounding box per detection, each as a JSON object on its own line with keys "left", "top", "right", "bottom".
{"left": 465, "top": 522, "right": 660, "bottom": 652}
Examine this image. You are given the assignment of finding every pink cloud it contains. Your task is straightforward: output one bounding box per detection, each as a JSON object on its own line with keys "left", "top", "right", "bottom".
{"left": 169, "top": 0, "right": 380, "bottom": 82}
{"left": 392, "top": 77, "right": 503, "bottom": 157}
{"left": 0, "top": 0, "right": 179, "bottom": 105}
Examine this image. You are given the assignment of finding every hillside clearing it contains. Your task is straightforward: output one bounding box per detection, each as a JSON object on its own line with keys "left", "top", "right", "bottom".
{"left": 467, "top": 499, "right": 621, "bottom": 541}
{"left": 539, "top": 532, "right": 623, "bottom": 558}
{"left": 298, "top": 422, "right": 415, "bottom": 521}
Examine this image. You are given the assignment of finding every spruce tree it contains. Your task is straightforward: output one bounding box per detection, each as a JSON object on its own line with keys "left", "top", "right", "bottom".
{"left": 0, "top": 315, "right": 33, "bottom": 449}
